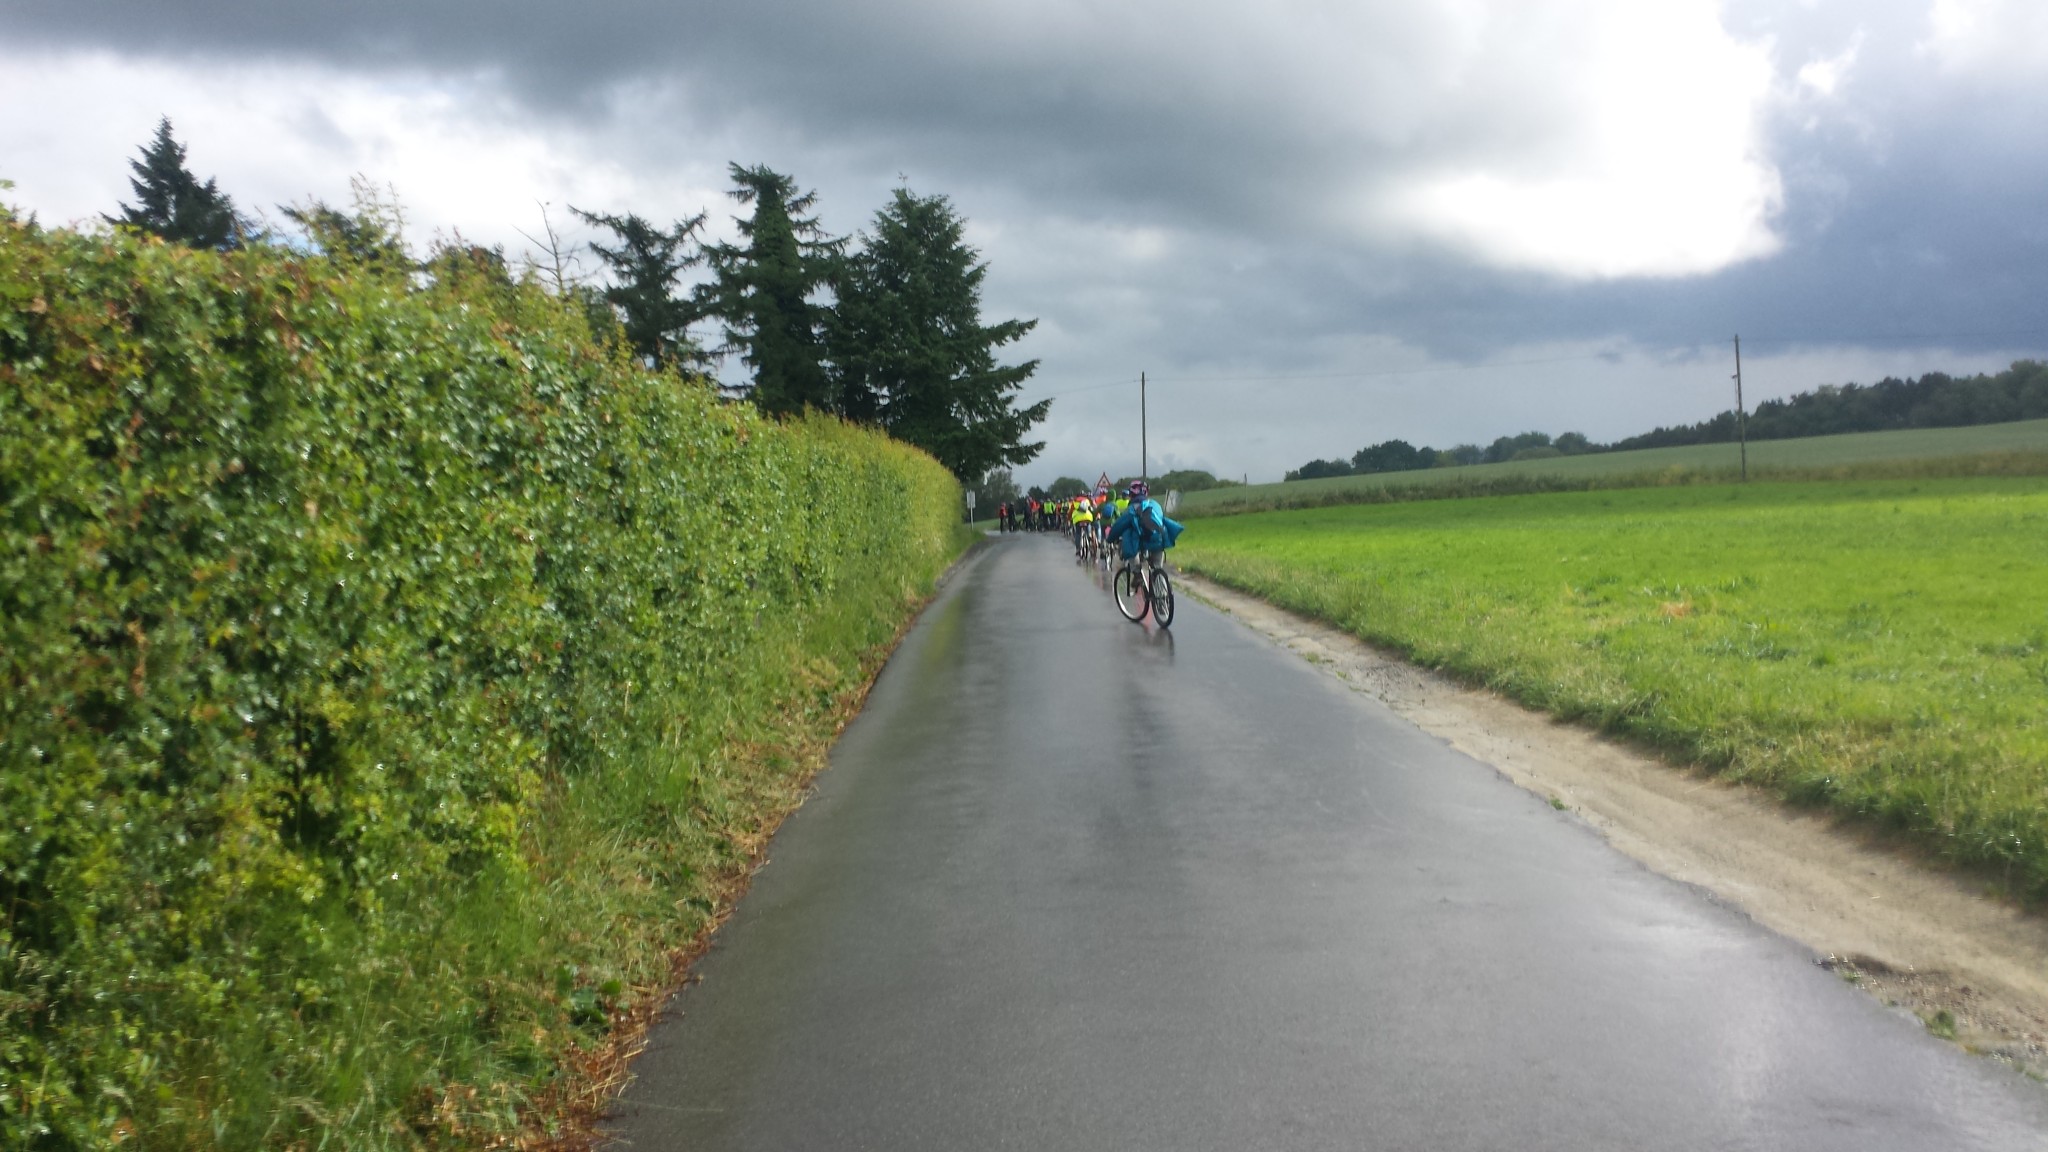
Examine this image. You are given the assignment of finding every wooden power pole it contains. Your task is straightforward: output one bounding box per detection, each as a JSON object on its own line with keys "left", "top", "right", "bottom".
{"left": 1140, "top": 371, "right": 1148, "bottom": 483}
{"left": 1732, "top": 336, "right": 1748, "bottom": 482}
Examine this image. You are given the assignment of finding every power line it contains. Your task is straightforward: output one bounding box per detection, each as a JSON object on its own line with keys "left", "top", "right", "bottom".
{"left": 1021, "top": 328, "right": 2048, "bottom": 403}
{"left": 1022, "top": 352, "right": 1610, "bottom": 402}
{"left": 1024, "top": 376, "right": 1142, "bottom": 400}
{"left": 1737, "top": 327, "right": 2048, "bottom": 346}
{"left": 1144, "top": 352, "right": 1613, "bottom": 386}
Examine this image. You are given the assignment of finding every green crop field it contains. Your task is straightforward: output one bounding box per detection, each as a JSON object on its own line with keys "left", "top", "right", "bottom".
{"left": 1175, "top": 418, "right": 2048, "bottom": 516}
{"left": 1174, "top": 476, "right": 2048, "bottom": 895}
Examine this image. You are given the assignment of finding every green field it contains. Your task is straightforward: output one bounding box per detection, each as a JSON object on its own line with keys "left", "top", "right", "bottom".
{"left": 1175, "top": 419, "right": 2048, "bottom": 516}
{"left": 1175, "top": 476, "right": 2048, "bottom": 895}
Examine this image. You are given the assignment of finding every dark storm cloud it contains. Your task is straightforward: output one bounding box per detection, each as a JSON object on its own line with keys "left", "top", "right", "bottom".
{"left": 1, "top": 0, "right": 1420, "bottom": 244}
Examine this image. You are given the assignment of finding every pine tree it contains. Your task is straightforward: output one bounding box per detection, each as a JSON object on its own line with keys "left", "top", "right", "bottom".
{"left": 572, "top": 208, "right": 708, "bottom": 368}
{"left": 702, "top": 164, "right": 840, "bottom": 415}
{"left": 829, "top": 188, "right": 1047, "bottom": 480}
{"left": 107, "top": 118, "right": 243, "bottom": 250}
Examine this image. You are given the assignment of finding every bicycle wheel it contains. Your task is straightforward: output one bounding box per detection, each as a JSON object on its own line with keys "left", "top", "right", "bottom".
{"left": 1149, "top": 565, "right": 1175, "bottom": 627}
{"left": 1113, "top": 564, "right": 1149, "bottom": 622}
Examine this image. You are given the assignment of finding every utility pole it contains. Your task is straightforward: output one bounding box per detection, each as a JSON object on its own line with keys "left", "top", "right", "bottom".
{"left": 1140, "top": 371, "right": 1148, "bottom": 483}
{"left": 1732, "top": 335, "right": 1748, "bottom": 481}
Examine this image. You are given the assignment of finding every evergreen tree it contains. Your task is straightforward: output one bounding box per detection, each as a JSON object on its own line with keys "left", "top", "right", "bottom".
{"left": 702, "top": 164, "right": 839, "bottom": 414}
{"left": 107, "top": 118, "right": 243, "bottom": 250}
{"left": 828, "top": 188, "right": 1047, "bottom": 480}
{"left": 572, "top": 207, "right": 708, "bottom": 368}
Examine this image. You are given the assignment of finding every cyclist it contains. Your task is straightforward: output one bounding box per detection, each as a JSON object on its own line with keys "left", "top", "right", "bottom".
{"left": 1104, "top": 479, "right": 1183, "bottom": 562}
{"left": 1071, "top": 494, "right": 1095, "bottom": 556}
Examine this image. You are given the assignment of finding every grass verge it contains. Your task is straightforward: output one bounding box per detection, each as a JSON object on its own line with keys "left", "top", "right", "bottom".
{"left": 1175, "top": 476, "right": 2048, "bottom": 898}
{"left": 510, "top": 522, "right": 985, "bottom": 1148}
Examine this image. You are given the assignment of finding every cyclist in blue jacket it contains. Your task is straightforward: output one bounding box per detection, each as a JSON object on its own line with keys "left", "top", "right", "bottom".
{"left": 1104, "top": 480, "right": 1184, "bottom": 560}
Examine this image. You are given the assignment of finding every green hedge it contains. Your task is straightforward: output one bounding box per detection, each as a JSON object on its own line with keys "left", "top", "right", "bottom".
{"left": 0, "top": 216, "right": 961, "bottom": 1147}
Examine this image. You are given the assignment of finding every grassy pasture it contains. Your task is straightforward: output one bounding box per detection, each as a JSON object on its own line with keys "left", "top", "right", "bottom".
{"left": 1175, "top": 418, "right": 2048, "bottom": 516}
{"left": 1175, "top": 476, "right": 2048, "bottom": 896}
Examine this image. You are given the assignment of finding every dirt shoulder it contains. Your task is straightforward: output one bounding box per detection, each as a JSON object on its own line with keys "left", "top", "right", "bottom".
{"left": 1177, "top": 572, "right": 2048, "bottom": 1081}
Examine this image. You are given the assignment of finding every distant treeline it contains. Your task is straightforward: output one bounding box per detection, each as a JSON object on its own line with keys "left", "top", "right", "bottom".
{"left": 1286, "top": 432, "right": 1591, "bottom": 480}
{"left": 1059, "top": 468, "right": 1243, "bottom": 497}
{"left": 1611, "top": 361, "right": 2048, "bottom": 450}
{"left": 1285, "top": 360, "right": 2048, "bottom": 482}
{"left": 972, "top": 468, "right": 1243, "bottom": 511}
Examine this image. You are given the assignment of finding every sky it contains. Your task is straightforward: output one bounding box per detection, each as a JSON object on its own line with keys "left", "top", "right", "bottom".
{"left": 3, "top": 0, "right": 2046, "bottom": 485}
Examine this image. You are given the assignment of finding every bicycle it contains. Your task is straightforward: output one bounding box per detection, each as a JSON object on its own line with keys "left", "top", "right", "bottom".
{"left": 1112, "top": 549, "right": 1175, "bottom": 627}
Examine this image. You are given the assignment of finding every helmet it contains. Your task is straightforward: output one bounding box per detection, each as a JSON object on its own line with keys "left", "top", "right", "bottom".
{"left": 1126, "top": 480, "right": 1149, "bottom": 499}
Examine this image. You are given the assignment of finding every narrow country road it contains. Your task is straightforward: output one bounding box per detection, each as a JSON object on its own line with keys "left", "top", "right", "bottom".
{"left": 607, "top": 536, "right": 2048, "bottom": 1151}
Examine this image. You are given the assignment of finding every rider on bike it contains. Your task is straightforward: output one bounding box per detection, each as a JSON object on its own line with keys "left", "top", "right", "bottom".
{"left": 1104, "top": 480, "right": 1183, "bottom": 561}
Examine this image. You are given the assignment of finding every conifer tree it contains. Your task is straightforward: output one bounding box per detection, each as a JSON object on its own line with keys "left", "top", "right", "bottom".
{"left": 702, "top": 164, "right": 840, "bottom": 414}
{"left": 829, "top": 188, "right": 1047, "bottom": 480}
{"left": 107, "top": 118, "right": 243, "bottom": 250}
{"left": 572, "top": 207, "right": 708, "bottom": 368}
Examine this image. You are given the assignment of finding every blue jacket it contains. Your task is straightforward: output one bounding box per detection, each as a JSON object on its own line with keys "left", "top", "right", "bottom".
{"left": 1105, "top": 498, "right": 1184, "bottom": 558}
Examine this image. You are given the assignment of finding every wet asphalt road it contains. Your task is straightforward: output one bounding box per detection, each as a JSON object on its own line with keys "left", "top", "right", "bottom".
{"left": 608, "top": 535, "right": 2048, "bottom": 1151}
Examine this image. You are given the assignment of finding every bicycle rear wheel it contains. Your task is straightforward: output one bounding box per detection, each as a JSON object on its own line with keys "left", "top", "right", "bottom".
{"left": 1113, "top": 564, "right": 1149, "bottom": 622}
{"left": 1148, "top": 566, "right": 1175, "bottom": 627}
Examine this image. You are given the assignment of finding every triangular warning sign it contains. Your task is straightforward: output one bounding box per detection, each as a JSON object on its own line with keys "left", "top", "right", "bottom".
{"left": 1095, "top": 471, "right": 1112, "bottom": 493}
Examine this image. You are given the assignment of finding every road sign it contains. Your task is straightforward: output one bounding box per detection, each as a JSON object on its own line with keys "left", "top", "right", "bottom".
{"left": 1095, "top": 471, "right": 1112, "bottom": 494}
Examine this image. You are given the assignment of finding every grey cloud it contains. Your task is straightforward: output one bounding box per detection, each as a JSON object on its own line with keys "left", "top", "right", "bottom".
{"left": 0, "top": 1, "right": 1721, "bottom": 240}
{"left": 9, "top": 0, "right": 2048, "bottom": 484}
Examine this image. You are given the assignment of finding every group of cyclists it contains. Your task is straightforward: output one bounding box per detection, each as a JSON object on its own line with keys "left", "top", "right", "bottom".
{"left": 995, "top": 495, "right": 1085, "bottom": 534}
{"left": 996, "top": 480, "right": 1186, "bottom": 624}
